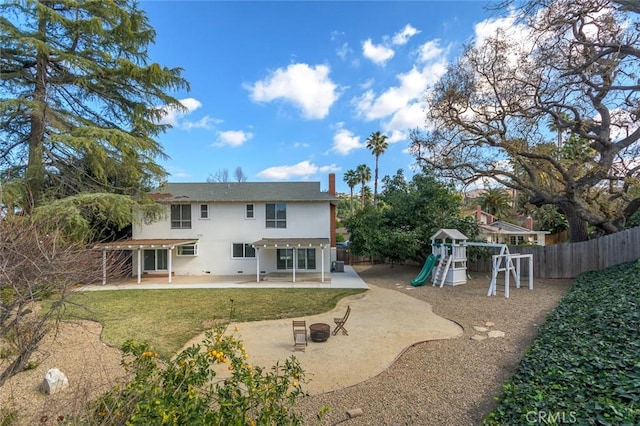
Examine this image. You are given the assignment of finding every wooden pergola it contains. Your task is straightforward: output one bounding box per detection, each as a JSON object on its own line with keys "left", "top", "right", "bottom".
{"left": 251, "top": 238, "right": 331, "bottom": 283}
{"left": 95, "top": 239, "right": 198, "bottom": 285}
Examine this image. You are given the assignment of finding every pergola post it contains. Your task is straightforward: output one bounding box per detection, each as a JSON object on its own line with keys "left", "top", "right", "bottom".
{"left": 168, "top": 247, "right": 173, "bottom": 283}
{"left": 321, "top": 245, "right": 325, "bottom": 283}
{"left": 256, "top": 247, "right": 260, "bottom": 282}
{"left": 137, "top": 249, "right": 142, "bottom": 284}
{"left": 292, "top": 247, "right": 296, "bottom": 283}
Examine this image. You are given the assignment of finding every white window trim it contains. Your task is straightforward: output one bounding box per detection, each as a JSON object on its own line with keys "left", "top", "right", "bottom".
{"left": 177, "top": 244, "right": 199, "bottom": 256}
{"left": 245, "top": 203, "right": 255, "bottom": 220}
{"left": 200, "top": 204, "right": 210, "bottom": 220}
{"left": 265, "top": 202, "right": 286, "bottom": 228}
{"left": 231, "top": 242, "right": 256, "bottom": 259}
{"left": 171, "top": 204, "right": 192, "bottom": 229}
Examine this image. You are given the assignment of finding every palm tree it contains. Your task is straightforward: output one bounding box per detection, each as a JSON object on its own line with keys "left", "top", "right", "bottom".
{"left": 355, "top": 164, "right": 371, "bottom": 208}
{"left": 343, "top": 169, "right": 359, "bottom": 214}
{"left": 365, "top": 131, "right": 389, "bottom": 206}
{"left": 478, "top": 187, "right": 512, "bottom": 218}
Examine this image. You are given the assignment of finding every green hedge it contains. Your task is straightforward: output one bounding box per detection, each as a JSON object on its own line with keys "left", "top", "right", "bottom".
{"left": 484, "top": 261, "right": 640, "bottom": 425}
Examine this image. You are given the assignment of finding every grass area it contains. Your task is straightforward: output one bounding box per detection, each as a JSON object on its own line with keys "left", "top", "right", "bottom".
{"left": 60, "top": 288, "right": 364, "bottom": 357}
{"left": 484, "top": 261, "right": 640, "bottom": 425}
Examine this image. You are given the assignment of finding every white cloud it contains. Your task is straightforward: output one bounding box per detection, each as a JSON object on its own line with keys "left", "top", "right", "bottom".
{"left": 356, "top": 64, "right": 444, "bottom": 121}
{"left": 331, "top": 124, "right": 363, "bottom": 155}
{"left": 213, "top": 130, "right": 254, "bottom": 147}
{"left": 167, "top": 166, "right": 191, "bottom": 180}
{"left": 246, "top": 63, "right": 339, "bottom": 119}
{"left": 386, "top": 130, "right": 408, "bottom": 143}
{"left": 181, "top": 115, "right": 221, "bottom": 131}
{"left": 385, "top": 102, "right": 426, "bottom": 135}
{"left": 257, "top": 160, "right": 339, "bottom": 180}
{"left": 597, "top": 109, "right": 640, "bottom": 142}
{"left": 473, "top": 12, "right": 530, "bottom": 54}
{"left": 336, "top": 42, "right": 350, "bottom": 60}
{"left": 417, "top": 40, "right": 444, "bottom": 63}
{"left": 360, "top": 79, "right": 374, "bottom": 90}
{"left": 158, "top": 97, "right": 203, "bottom": 126}
{"left": 362, "top": 39, "right": 395, "bottom": 65}
{"left": 294, "top": 142, "right": 310, "bottom": 148}
{"left": 392, "top": 24, "right": 420, "bottom": 45}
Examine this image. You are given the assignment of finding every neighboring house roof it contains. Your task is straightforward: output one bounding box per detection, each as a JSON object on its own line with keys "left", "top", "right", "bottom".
{"left": 96, "top": 238, "right": 199, "bottom": 250}
{"left": 149, "top": 182, "right": 338, "bottom": 203}
{"left": 480, "top": 221, "right": 547, "bottom": 235}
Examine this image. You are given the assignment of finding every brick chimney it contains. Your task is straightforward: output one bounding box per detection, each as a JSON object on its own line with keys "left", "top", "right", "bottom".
{"left": 525, "top": 215, "right": 534, "bottom": 231}
{"left": 329, "top": 174, "right": 336, "bottom": 247}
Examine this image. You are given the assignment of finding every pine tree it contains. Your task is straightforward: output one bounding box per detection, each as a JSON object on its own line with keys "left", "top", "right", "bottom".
{"left": 0, "top": 0, "right": 189, "bottom": 211}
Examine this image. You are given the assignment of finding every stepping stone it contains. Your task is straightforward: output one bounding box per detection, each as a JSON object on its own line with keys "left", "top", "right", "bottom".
{"left": 488, "top": 330, "right": 506, "bottom": 338}
{"left": 485, "top": 321, "right": 495, "bottom": 327}
{"left": 471, "top": 334, "right": 487, "bottom": 341}
{"left": 473, "top": 326, "right": 489, "bottom": 332}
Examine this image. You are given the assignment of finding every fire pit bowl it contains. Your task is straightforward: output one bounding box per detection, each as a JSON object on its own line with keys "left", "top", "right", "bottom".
{"left": 309, "top": 323, "right": 330, "bottom": 342}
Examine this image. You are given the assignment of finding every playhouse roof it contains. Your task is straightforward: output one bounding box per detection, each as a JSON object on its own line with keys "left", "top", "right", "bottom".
{"left": 430, "top": 229, "right": 469, "bottom": 241}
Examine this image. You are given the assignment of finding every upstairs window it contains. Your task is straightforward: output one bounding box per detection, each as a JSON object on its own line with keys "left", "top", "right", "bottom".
{"left": 245, "top": 204, "right": 254, "bottom": 219}
{"left": 171, "top": 204, "right": 192, "bottom": 229}
{"left": 200, "top": 204, "right": 209, "bottom": 219}
{"left": 266, "top": 203, "right": 286, "bottom": 228}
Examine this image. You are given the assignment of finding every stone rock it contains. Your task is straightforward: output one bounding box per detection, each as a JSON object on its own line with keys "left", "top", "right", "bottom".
{"left": 488, "top": 330, "right": 506, "bottom": 338}
{"left": 485, "top": 321, "right": 496, "bottom": 327}
{"left": 471, "top": 334, "right": 487, "bottom": 341}
{"left": 473, "top": 326, "right": 489, "bottom": 332}
{"left": 42, "top": 368, "right": 69, "bottom": 395}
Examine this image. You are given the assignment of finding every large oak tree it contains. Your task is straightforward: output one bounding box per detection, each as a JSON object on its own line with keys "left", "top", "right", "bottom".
{"left": 411, "top": 0, "right": 640, "bottom": 242}
{"left": 0, "top": 0, "right": 189, "bottom": 212}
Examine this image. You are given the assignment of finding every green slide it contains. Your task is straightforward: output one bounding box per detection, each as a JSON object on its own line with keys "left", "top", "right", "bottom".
{"left": 411, "top": 254, "right": 439, "bottom": 287}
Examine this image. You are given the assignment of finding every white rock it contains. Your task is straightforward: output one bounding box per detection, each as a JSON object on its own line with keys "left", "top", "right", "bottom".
{"left": 473, "top": 326, "right": 489, "bottom": 332}
{"left": 485, "top": 321, "right": 496, "bottom": 327}
{"left": 471, "top": 334, "right": 487, "bottom": 341}
{"left": 42, "top": 368, "right": 69, "bottom": 395}
{"left": 488, "top": 330, "right": 506, "bottom": 338}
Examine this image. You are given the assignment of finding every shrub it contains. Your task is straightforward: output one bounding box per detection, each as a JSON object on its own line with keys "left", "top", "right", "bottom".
{"left": 484, "top": 261, "right": 640, "bottom": 425}
{"left": 90, "top": 324, "right": 307, "bottom": 425}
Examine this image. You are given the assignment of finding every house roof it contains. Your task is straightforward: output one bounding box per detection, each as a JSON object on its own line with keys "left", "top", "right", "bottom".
{"left": 480, "top": 221, "right": 547, "bottom": 235}
{"left": 96, "top": 239, "right": 198, "bottom": 250}
{"left": 251, "top": 238, "right": 331, "bottom": 248}
{"left": 430, "top": 229, "right": 469, "bottom": 241}
{"left": 149, "top": 182, "right": 338, "bottom": 203}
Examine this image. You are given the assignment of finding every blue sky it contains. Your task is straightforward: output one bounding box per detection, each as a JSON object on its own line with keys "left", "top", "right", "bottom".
{"left": 141, "top": 0, "right": 508, "bottom": 193}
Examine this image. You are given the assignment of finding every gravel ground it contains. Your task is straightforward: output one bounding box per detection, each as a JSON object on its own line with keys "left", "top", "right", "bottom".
{"left": 0, "top": 263, "right": 571, "bottom": 425}
{"left": 0, "top": 321, "right": 124, "bottom": 425}
{"left": 293, "top": 264, "right": 571, "bottom": 425}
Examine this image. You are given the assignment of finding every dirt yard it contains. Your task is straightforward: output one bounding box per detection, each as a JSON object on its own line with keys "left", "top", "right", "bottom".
{"left": 0, "top": 264, "right": 572, "bottom": 425}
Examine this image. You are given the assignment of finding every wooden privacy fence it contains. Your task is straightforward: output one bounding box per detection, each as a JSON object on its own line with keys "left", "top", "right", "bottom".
{"left": 468, "top": 226, "right": 640, "bottom": 279}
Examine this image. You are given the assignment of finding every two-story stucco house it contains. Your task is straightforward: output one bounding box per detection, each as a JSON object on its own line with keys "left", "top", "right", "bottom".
{"left": 100, "top": 174, "right": 339, "bottom": 283}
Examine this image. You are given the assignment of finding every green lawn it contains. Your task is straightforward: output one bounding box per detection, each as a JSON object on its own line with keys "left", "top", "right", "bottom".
{"left": 62, "top": 288, "right": 365, "bottom": 357}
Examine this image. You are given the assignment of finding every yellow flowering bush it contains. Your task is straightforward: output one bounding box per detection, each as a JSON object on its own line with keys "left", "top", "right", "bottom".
{"left": 91, "top": 323, "right": 307, "bottom": 425}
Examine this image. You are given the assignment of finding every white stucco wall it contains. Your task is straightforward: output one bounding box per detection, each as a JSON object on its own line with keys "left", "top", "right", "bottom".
{"left": 132, "top": 201, "right": 332, "bottom": 276}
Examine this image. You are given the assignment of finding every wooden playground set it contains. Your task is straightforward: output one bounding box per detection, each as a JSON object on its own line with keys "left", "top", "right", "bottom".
{"left": 411, "top": 229, "right": 534, "bottom": 298}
